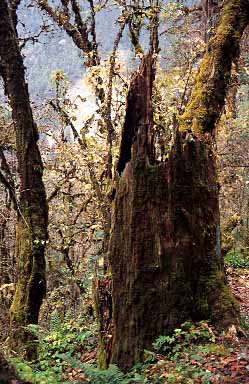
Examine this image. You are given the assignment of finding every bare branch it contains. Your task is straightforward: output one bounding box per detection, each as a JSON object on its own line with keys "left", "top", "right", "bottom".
{"left": 0, "top": 148, "right": 17, "bottom": 210}
{"left": 105, "top": 11, "right": 129, "bottom": 178}
{"left": 8, "top": 0, "right": 22, "bottom": 32}
{"left": 87, "top": 0, "right": 100, "bottom": 64}
{"left": 37, "top": 0, "right": 99, "bottom": 66}
{"left": 49, "top": 100, "right": 107, "bottom": 219}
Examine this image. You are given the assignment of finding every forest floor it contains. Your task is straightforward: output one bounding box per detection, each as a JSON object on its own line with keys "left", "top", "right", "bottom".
{"left": 228, "top": 267, "right": 249, "bottom": 326}
{"left": 7, "top": 266, "right": 249, "bottom": 384}
{"left": 62, "top": 267, "right": 249, "bottom": 384}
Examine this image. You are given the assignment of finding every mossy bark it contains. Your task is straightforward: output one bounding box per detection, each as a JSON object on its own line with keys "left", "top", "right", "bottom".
{"left": 0, "top": 208, "right": 11, "bottom": 284}
{"left": 0, "top": 0, "right": 48, "bottom": 359}
{"left": 179, "top": 0, "right": 249, "bottom": 134}
{"left": 108, "top": 4, "right": 249, "bottom": 365}
{"left": 94, "top": 276, "right": 113, "bottom": 369}
{"left": 110, "top": 132, "right": 239, "bottom": 370}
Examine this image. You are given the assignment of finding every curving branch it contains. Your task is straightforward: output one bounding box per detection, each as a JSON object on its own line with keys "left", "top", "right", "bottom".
{"left": 87, "top": 0, "right": 100, "bottom": 65}
{"left": 37, "top": 0, "right": 99, "bottom": 66}
{"left": 179, "top": 0, "right": 249, "bottom": 135}
{"left": 8, "top": 0, "right": 22, "bottom": 32}
{"left": 0, "top": 148, "right": 17, "bottom": 210}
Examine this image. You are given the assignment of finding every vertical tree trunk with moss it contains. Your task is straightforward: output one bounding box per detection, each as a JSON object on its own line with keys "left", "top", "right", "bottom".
{"left": 108, "top": 0, "right": 249, "bottom": 371}
{"left": 0, "top": 0, "right": 48, "bottom": 359}
{"left": 0, "top": 201, "right": 11, "bottom": 284}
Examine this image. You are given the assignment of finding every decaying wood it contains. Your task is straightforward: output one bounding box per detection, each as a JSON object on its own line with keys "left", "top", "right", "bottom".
{"left": 109, "top": 56, "right": 239, "bottom": 368}
{"left": 94, "top": 276, "right": 113, "bottom": 369}
{"left": 107, "top": 0, "right": 249, "bottom": 365}
{"left": 117, "top": 55, "right": 155, "bottom": 175}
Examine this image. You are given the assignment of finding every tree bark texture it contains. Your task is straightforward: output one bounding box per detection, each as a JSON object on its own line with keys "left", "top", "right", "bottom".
{"left": 94, "top": 275, "right": 113, "bottom": 369}
{"left": 180, "top": 0, "right": 249, "bottom": 135}
{"left": 0, "top": 198, "right": 11, "bottom": 285}
{"left": 109, "top": 61, "right": 238, "bottom": 371}
{"left": 0, "top": 0, "right": 48, "bottom": 358}
{"left": 108, "top": 0, "right": 249, "bottom": 370}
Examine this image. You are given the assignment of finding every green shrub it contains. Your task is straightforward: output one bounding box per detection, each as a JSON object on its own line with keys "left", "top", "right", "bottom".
{"left": 152, "top": 321, "right": 215, "bottom": 358}
{"left": 81, "top": 364, "right": 144, "bottom": 384}
{"left": 10, "top": 314, "right": 97, "bottom": 383}
{"left": 11, "top": 359, "right": 58, "bottom": 384}
{"left": 225, "top": 248, "right": 249, "bottom": 269}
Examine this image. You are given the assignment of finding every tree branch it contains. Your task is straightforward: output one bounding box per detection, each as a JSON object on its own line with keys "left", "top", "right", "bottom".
{"left": 0, "top": 148, "right": 17, "bottom": 210}
{"left": 179, "top": 0, "right": 249, "bottom": 135}
{"left": 9, "top": 0, "right": 22, "bottom": 32}
{"left": 37, "top": 0, "right": 99, "bottom": 66}
{"left": 105, "top": 11, "right": 129, "bottom": 178}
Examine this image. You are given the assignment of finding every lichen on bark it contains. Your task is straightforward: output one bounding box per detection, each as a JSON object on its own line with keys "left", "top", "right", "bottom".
{"left": 107, "top": 1, "right": 249, "bottom": 369}
{"left": 179, "top": 0, "right": 249, "bottom": 134}
{"left": 0, "top": 0, "right": 48, "bottom": 359}
{"left": 109, "top": 129, "right": 239, "bottom": 370}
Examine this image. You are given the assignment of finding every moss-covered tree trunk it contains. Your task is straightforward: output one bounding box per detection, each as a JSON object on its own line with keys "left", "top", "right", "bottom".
{"left": 110, "top": 128, "right": 239, "bottom": 370}
{"left": 108, "top": 0, "right": 249, "bottom": 371}
{"left": 0, "top": 207, "right": 11, "bottom": 284}
{"left": 0, "top": 0, "right": 48, "bottom": 359}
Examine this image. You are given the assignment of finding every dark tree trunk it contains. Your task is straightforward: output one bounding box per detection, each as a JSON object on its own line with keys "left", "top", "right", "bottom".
{"left": 0, "top": 205, "right": 11, "bottom": 284}
{"left": 202, "top": 0, "right": 220, "bottom": 42}
{"left": 180, "top": 0, "right": 249, "bottom": 135}
{"left": 109, "top": 58, "right": 238, "bottom": 371}
{"left": 108, "top": 1, "right": 249, "bottom": 371}
{"left": 0, "top": 0, "right": 48, "bottom": 359}
{"left": 94, "top": 275, "right": 113, "bottom": 368}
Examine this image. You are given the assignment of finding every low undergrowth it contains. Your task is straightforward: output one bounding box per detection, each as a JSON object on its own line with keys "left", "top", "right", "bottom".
{"left": 11, "top": 319, "right": 248, "bottom": 384}
{"left": 10, "top": 311, "right": 98, "bottom": 383}
{"left": 225, "top": 248, "right": 249, "bottom": 269}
